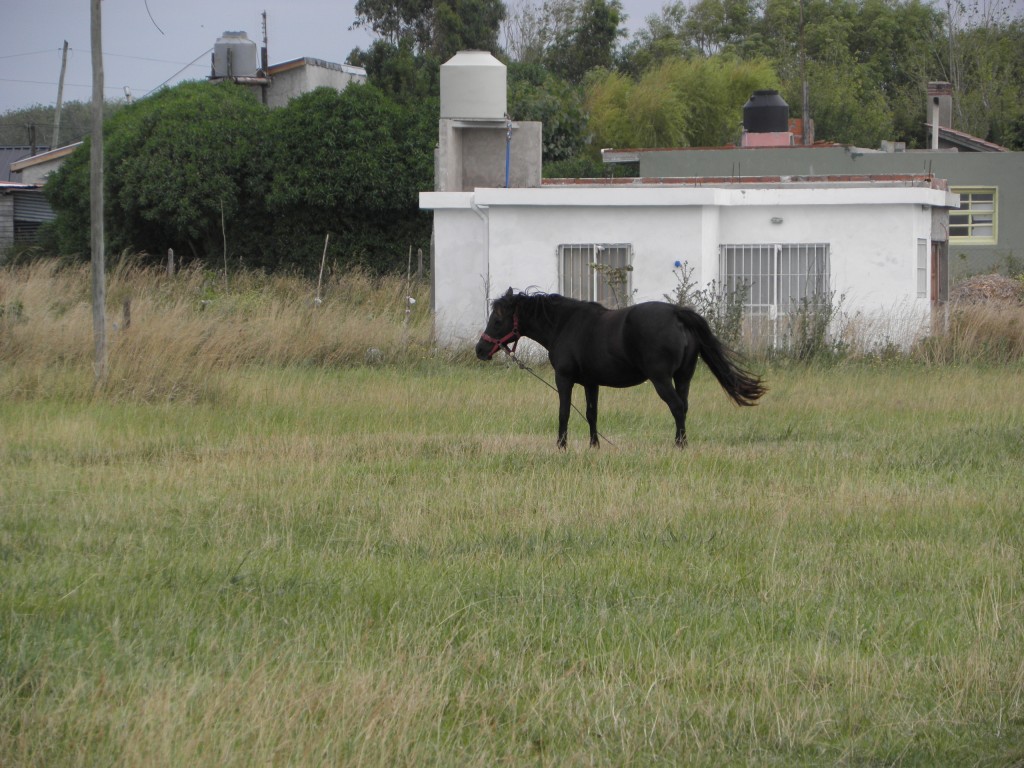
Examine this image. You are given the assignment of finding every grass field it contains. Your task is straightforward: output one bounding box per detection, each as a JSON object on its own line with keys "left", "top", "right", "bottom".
{"left": 2, "top": 263, "right": 1023, "bottom": 765}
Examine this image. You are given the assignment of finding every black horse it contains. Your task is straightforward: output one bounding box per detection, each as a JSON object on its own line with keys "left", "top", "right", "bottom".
{"left": 476, "top": 289, "right": 766, "bottom": 448}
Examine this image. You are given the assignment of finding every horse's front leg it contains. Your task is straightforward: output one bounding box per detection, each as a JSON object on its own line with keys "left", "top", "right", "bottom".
{"left": 555, "top": 374, "right": 574, "bottom": 450}
{"left": 584, "top": 383, "right": 600, "bottom": 448}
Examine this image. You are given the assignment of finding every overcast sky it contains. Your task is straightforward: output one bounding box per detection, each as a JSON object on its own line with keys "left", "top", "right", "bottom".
{"left": 0, "top": 0, "right": 667, "bottom": 119}
{"left": 3, "top": 0, "right": 1022, "bottom": 120}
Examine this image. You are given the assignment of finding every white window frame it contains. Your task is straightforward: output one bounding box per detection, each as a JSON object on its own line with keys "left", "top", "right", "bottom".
{"left": 558, "top": 243, "right": 633, "bottom": 307}
{"left": 917, "top": 238, "right": 928, "bottom": 298}
{"left": 719, "top": 243, "right": 831, "bottom": 347}
{"left": 949, "top": 187, "right": 997, "bottom": 244}
{"left": 719, "top": 243, "right": 830, "bottom": 318}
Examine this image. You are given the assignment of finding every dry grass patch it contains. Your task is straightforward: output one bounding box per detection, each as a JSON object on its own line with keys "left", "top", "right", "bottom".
{"left": 0, "top": 261, "right": 436, "bottom": 402}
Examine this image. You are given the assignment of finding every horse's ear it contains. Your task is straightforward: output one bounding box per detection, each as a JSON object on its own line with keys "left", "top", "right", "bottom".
{"left": 503, "top": 287, "right": 514, "bottom": 299}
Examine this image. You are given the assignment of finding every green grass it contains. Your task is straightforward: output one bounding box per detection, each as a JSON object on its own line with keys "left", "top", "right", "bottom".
{"left": 2, "top": 360, "right": 1023, "bottom": 766}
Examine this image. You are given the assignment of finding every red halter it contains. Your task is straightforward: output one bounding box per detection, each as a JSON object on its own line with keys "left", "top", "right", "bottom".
{"left": 480, "top": 311, "right": 521, "bottom": 359}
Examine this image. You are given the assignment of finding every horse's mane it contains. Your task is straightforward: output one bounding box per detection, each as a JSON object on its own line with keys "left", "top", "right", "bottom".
{"left": 494, "top": 289, "right": 601, "bottom": 314}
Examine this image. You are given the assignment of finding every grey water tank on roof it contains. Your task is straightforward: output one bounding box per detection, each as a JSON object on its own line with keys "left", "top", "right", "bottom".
{"left": 440, "top": 50, "right": 506, "bottom": 120}
{"left": 743, "top": 90, "right": 789, "bottom": 133}
{"left": 213, "top": 31, "right": 260, "bottom": 78}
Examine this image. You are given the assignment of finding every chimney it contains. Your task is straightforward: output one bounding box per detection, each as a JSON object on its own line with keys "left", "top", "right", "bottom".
{"left": 927, "top": 81, "right": 953, "bottom": 149}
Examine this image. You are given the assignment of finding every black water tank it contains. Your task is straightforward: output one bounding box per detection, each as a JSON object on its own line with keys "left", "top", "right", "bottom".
{"left": 743, "top": 90, "right": 789, "bottom": 133}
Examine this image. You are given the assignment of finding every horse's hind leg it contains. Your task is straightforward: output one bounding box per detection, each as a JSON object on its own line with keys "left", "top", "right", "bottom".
{"left": 671, "top": 356, "right": 698, "bottom": 447}
{"left": 650, "top": 376, "right": 689, "bottom": 447}
{"left": 584, "top": 383, "right": 600, "bottom": 448}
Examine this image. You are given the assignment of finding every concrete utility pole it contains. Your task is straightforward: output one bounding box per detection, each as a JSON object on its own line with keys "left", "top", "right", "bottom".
{"left": 90, "top": 0, "right": 107, "bottom": 382}
{"left": 799, "top": 0, "right": 810, "bottom": 147}
{"left": 54, "top": 40, "right": 69, "bottom": 148}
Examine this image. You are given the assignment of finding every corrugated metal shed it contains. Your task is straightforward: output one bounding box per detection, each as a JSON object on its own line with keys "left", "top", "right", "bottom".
{"left": 0, "top": 183, "right": 55, "bottom": 247}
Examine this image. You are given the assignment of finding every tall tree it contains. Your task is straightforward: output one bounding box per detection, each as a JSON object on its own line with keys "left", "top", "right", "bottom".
{"left": 615, "top": 2, "right": 693, "bottom": 77}
{"left": 0, "top": 101, "right": 119, "bottom": 148}
{"left": 508, "top": 61, "right": 587, "bottom": 162}
{"left": 938, "top": 0, "right": 1024, "bottom": 147}
{"left": 348, "top": 40, "right": 438, "bottom": 103}
{"left": 351, "top": 0, "right": 505, "bottom": 60}
{"left": 759, "top": 0, "right": 944, "bottom": 146}
{"left": 585, "top": 56, "right": 779, "bottom": 150}
{"left": 682, "top": 0, "right": 760, "bottom": 56}
{"left": 502, "top": 0, "right": 548, "bottom": 63}
{"left": 545, "top": 0, "right": 626, "bottom": 83}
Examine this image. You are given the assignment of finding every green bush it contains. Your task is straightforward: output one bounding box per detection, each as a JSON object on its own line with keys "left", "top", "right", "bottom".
{"left": 44, "top": 81, "right": 436, "bottom": 275}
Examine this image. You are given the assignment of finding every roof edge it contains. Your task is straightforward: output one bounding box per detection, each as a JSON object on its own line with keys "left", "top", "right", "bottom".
{"left": 10, "top": 142, "right": 83, "bottom": 171}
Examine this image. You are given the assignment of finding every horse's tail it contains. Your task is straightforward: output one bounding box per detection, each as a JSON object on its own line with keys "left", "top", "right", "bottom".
{"left": 676, "top": 307, "right": 766, "bottom": 406}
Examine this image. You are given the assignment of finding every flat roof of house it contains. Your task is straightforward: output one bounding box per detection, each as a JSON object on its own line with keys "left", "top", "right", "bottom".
{"left": 543, "top": 173, "right": 949, "bottom": 190}
{"left": 601, "top": 144, "right": 841, "bottom": 163}
{"left": 267, "top": 57, "right": 367, "bottom": 77}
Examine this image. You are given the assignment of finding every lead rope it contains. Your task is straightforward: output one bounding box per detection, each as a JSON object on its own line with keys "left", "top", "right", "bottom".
{"left": 501, "top": 348, "right": 617, "bottom": 448}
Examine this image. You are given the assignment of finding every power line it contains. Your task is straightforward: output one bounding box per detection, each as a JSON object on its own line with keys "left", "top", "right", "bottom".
{"left": 91, "top": 50, "right": 206, "bottom": 66}
{"left": 0, "top": 49, "right": 60, "bottom": 60}
{"left": 0, "top": 77, "right": 158, "bottom": 94}
{"left": 2, "top": 45, "right": 208, "bottom": 67}
{"left": 0, "top": 46, "right": 212, "bottom": 97}
{"left": 145, "top": 49, "right": 213, "bottom": 96}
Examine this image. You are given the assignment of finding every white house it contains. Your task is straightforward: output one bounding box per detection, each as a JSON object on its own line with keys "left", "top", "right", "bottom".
{"left": 420, "top": 52, "right": 959, "bottom": 351}
{"left": 208, "top": 31, "right": 367, "bottom": 108}
{"left": 261, "top": 57, "right": 367, "bottom": 108}
{"left": 421, "top": 175, "right": 957, "bottom": 350}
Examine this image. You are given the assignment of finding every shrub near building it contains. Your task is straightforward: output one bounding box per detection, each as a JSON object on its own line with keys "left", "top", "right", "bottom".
{"left": 44, "top": 80, "right": 436, "bottom": 275}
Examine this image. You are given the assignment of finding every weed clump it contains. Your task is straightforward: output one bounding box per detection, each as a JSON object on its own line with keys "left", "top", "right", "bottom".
{"left": 0, "top": 260, "right": 435, "bottom": 402}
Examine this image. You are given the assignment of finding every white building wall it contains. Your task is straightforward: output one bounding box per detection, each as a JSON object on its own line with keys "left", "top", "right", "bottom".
{"left": 422, "top": 183, "right": 952, "bottom": 348}
{"left": 264, "top": 60, "right": 367, "bottom": 108}
{"left": 430, "top": 197, "right": 489, "bottom": 344}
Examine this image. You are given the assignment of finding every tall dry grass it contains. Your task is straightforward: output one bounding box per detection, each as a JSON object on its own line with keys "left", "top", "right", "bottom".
{"left": 4, "top": 261, "right": 1023, "bottom": 404}
{"left": 0, "top": 260, "right": 437, "bottom": 401}
{"left": 757, "top": 295, "right": 1024, "bottom": 365}
{"left": 914, "top": 301, "right": 1024, "bottom": 364}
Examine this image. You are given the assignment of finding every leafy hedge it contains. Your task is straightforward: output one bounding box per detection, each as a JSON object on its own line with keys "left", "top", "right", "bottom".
{"left": 45, "top": 81, "right": 437, "bottom": 275}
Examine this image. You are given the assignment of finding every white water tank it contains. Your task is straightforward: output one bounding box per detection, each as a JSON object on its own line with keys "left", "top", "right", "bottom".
{"left": 213, "top": 31, "right": 260, "bottom": 78}
{"left": 440, "top": 50, "right": 506, "bottom": 120}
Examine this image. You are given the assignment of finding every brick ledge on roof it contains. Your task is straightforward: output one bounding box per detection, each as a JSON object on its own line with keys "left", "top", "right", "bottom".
{"left": 541, "top": 174, "right": 947, "bottom": 189}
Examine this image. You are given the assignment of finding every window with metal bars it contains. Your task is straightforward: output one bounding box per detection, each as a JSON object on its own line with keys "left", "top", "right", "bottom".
{"left": 719, "top": 243, "right": 830, "bottom": 316}
{"left": 917, "top": 239, "right": 928, "bottom": 298}
{"left": 559, "top": 243, "right": 633, "bottom": 307}
{"left": 949, "top": 187, "right": 997, "bottom": 244}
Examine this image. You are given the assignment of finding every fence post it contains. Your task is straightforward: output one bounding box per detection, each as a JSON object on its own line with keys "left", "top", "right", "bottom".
{"left": 167, "top": 248, "right": 175, "bottom": 278}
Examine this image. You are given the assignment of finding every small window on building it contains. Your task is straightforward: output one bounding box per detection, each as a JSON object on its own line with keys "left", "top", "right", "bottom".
{"left": 720, "top": 243, "right": 830, "bottom": 315}
{"left": 559, "top": 243, "right": 633, "bottom": 308}
{"left": 949, "top": 187, "right": 997, "bottom": 244}
{"left": 917, "top": 239, "right": 928, "bottom": 298}
{"left": 720, "top": 243, "right": 830, "bottom": 347}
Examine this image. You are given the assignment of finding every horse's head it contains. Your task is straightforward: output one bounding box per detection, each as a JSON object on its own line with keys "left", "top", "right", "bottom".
{"left": 476, "top": 288, "right": 521, "bottom": 360}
